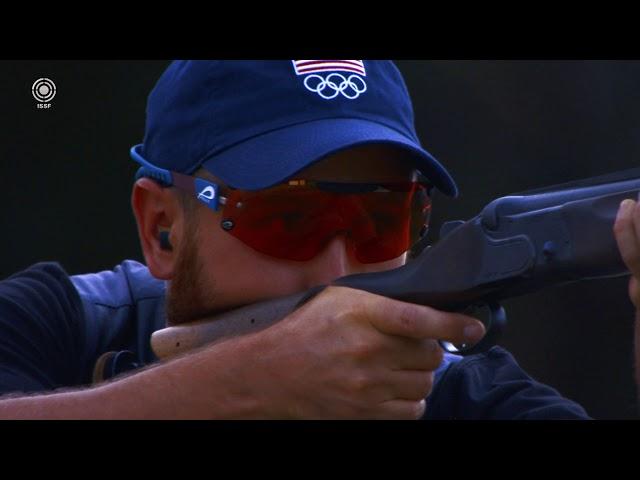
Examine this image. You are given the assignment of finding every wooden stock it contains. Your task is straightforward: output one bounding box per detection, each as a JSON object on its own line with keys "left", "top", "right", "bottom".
{"left": 151, "top": 287, "right": 325, "bottom": 360}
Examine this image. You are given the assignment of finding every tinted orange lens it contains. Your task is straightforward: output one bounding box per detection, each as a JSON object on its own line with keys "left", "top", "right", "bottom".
{"left": 221, "top": 182, "right": 431, "bottom": 263}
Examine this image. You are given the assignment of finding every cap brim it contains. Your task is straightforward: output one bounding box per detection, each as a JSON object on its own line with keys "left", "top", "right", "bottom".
{"left": 200, "top": 118, "right": 458, "bottom": 197}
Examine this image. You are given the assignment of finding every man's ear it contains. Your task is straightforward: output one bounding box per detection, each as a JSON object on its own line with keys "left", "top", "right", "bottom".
{"left": 131, "top": 178, "right": 182, "bottom": 280}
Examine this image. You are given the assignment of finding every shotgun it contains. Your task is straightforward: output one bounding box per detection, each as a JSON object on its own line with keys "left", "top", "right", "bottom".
{"left": 150, "top": 167, "right": 640, "bottom": 359}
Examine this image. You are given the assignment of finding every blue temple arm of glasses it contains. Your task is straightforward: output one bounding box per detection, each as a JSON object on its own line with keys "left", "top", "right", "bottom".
{"left": 130, "top": 144, "right": 174, "bottom": 186}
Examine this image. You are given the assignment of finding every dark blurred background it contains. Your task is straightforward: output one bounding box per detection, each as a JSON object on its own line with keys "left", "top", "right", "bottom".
{"left": 0, "top": 60, "right": 638, "bottom": 419}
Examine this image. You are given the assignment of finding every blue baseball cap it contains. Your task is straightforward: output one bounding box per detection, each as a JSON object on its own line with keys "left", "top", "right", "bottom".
{"left": 131, "top": 60, "right": 458, "bottom": 197}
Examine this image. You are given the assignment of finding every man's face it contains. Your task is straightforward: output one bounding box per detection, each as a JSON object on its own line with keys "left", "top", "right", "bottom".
{"left": 166, "top": 145, "right": 420, "bottom": 325}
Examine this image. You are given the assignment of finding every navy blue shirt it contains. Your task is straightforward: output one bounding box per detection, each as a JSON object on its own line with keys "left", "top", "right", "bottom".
{"left": 0, "top": 261, "right": 590, "bottom": 419}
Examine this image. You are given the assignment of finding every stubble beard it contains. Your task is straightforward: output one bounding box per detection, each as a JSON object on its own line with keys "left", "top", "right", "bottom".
{"left": 165, "top": 219, "right": 218, "bottom": 326}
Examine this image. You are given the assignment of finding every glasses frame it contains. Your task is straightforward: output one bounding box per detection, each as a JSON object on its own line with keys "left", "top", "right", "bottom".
{"left": 131, "top": 144, "right": 433, "bottom": 202}
{"left": 131, "top": 144, "right": 434, "bottom": 261}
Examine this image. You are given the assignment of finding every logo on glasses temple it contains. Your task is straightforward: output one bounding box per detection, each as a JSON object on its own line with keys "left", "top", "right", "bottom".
{"left": 197, "top": 185, "right": 216, "bottom": 203}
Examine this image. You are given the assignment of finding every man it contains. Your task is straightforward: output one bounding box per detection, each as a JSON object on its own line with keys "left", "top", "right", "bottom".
{"left": 0, "top": 60, "right": 589, "bottom": 419}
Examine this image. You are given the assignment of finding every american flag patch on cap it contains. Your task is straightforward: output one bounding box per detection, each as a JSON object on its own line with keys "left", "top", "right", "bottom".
{"left": 292, "top": 60, "right": 366, "bottom": 77}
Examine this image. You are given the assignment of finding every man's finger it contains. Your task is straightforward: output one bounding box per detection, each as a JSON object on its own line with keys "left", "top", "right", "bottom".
{"left": 367, "top": 297, "right": 485, "bottom": 344}
{"left": 375, "top": 398, "right": 426, "bottom": 420}
{"left": 631, "top": 198, "right": 640, "bottom": 254}
{"left": 614, "top": 199, "right": 640, "bottom": 279}
{"left": 386, "top": 370, "right": 435, "bottom": 401}
{"left": 385, "top": 337, "right": 444, "bottom": 371}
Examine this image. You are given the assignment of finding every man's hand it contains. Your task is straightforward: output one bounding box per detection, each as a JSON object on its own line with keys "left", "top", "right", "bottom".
{"left": 243, "top": 286, "right": 485, "bottom": 419}
{"left": 0, "top": 286, "right": 484, "bottom": 420}
{"left": 614, "top": 197, "right": 640, "bottom": 308}
{"left": 613, "top": 195, "right": 640, "bottom": 392}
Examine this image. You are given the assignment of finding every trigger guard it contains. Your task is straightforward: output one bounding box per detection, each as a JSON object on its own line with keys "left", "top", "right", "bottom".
{"left": 439, "top": 302, "right": 507, "bottom": 356}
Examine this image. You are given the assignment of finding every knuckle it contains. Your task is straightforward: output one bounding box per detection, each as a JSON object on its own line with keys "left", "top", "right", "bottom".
{"left": 622, "top": 248, "right": 640, "bottom": 269}
{"left": 331, "top": 304, "right": 368, "bottom": 330}
{"left": 613, "top": 213, "right": 628, "bottom": 232}
{"left": 332, "top": 291, "right": 370, "bottom": 322}
{"left": 321, "top": 286, "right": 356, "bottom": 309}
{"left": 405, "top": 372, "right": 433, "bottom": 400}
{"left": 348, "top": 339, "right": 375, "bottom": 361}
{"left": 613, "top": 205, "right": 631, "bottom": 229}
{"left": 333, "top": 305, "right": 357, "bottom": 326}
{"left": 427, "top": 341, "right": 444, "bottom": 368}
{"left": 401, "top": 401, "right": 425, "bottom": 420}
{"left": 415, "top": 339, "right": 443, "bottom": 370}
{"left": 348, "top": 371, "right": 373, "bottom": 394}
{"left": 614, "top": 217, "right": 638, "bottom": 242}
{"left": 414, "top": 400, "right": 427, "bottom": 419}
{"left": 334, "top": 285, "right": 369, "bottom": 303}
{"left": 422, "top": 371, "right": 435, "bottom": 397}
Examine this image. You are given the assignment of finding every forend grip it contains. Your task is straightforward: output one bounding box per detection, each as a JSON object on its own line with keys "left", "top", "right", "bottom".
{"left": 480, "top": 173, "right": 640, "bottom": 230}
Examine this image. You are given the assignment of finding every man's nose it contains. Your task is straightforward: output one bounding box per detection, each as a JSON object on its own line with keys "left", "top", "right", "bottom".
{"left": 303, "top": 234, "right": 358, "bottom": 285}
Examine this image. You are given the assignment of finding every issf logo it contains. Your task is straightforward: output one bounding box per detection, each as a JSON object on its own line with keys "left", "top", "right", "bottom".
{"left": 32, "top": 78, "right": 56, "bottom": 109}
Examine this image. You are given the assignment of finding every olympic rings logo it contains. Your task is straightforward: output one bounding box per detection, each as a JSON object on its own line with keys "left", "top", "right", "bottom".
{"left": 303, "top": 73, "right": 367, "bottom": 100}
